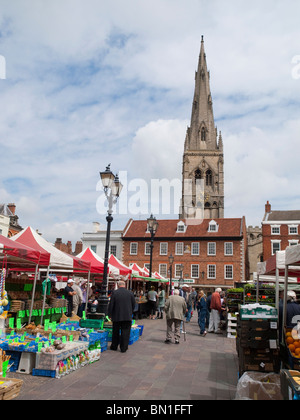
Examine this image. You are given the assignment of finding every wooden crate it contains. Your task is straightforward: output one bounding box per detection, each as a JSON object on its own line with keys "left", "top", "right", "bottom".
{"left": 0, "top": 378, "right": 23, "bottom": 400}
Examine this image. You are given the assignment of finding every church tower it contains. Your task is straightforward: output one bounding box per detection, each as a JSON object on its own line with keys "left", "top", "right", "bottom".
{"left": 180, "top": 36, "right": 224, "bottom": 220}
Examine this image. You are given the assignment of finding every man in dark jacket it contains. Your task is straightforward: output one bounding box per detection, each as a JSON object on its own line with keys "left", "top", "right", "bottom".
{"left": 108, "top": 280, "right": 135, "bottom": 353}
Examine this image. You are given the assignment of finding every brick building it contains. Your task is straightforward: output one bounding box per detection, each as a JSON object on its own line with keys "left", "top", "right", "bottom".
{"left": 55, "top": 238, "right": 83, "bottom": 255}
{"left": 0, "top": 203, "right": 23, "bottom": 237}
{"left": 262, "top": 201, "right": 300, "bottom": 260}
{"left": 122, "top": 217, "right": 249, "bottom": 293}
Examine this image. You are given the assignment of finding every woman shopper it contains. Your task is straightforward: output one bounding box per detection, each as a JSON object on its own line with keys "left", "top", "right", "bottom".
{"left": 197, "top": 290, "right": 207, "bottom": 337}
{"left": 156, "top": 286, "right": 166, "bottom": 319}
{"left": 147, "top": 286, "right": 158, "bottom": 320}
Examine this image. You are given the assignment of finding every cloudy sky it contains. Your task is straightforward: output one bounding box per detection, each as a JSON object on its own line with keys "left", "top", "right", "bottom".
{"left": 0, "top": 0, "right": 300, "bottom": 246}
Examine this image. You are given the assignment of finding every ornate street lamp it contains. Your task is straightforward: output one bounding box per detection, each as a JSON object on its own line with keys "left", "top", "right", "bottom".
{"left": 178, "top": 264, "right": 184, "bottom": 288}
{"left": 168, "top": 253, "right": 174, "bottom": 295}
{"left": 98, "top": 164, "right": 123, "bottom": 315}
{"left": 147, "top": 214, "right": 158, "bottom": 290}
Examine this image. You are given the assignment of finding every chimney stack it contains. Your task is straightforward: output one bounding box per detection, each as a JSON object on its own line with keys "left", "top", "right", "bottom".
{"left": 265, "top": 201, "right": 271, "bottom": 213}
{"left": 75, "top": 241, "right": 83, "bottom": 255}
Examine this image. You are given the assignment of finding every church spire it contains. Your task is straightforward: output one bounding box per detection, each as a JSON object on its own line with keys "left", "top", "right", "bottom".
{"left": 180, "top": 37, "right": 224, "bottom": 220}
{"left": 185, "top": 36, "right": 217, "bottom": 151}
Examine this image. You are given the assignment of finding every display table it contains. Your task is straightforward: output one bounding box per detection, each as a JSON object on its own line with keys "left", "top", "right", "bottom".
{"left": 35, "top": 341, "right": 88, "bottom": 371}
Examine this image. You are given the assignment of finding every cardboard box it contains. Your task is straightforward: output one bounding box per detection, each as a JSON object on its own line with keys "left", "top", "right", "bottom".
{"left": 236, "top": 371, "right": 283, "bottom": 400}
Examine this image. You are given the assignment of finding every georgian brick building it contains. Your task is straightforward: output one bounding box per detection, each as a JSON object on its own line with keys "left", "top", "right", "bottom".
{"left": 122, "top": 217, "right": 249, "bottom": 293}
{"left": 262, "top": 201, "right": 300, "bottom": 261}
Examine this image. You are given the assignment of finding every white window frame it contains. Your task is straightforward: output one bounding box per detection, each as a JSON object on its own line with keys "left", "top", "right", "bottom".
{"left": 145, "top": 242, "right": 151, "bottom": 255}
{"left": 271, "top": 240, "right": 281, "bottom": 255}
{"left": 289, "top": 225, "right": 298, "bottom": 235}
{"left": 191, "top": 242, "right": 200, "bottom": 255}
{"left": 177, "top": 221, "right": 186, "bottom": 233}
{"left": 271, "top": 225, "right": 281, "bottom": 235}
{"left": 159, "top": 264, "right": 167, "bottom": 277}
{"left": 225, "top": 265, "right": 233, "bottom": 279}
{"left": 130, "top": 242, "right": 138, "bottom": 255}
{"left": 175, "top": 242, "right": 184, "bottom": 255}
{"left": 288, "top": 240, "right": 299, "bottom": 247}
{"left": 191, "top": 264, "right": 199, "bottom": 279}
{"left": 160, "top": 242, "right": 168, "bottom": 255}
{"left": 110, "top": 245, "right": 117, "bottom": 256}
{"left": 175, "top": 264, "right": 183, "bottom": 278}
{"left": 224, "top": 242, "right": 233, "bottom": 256}
{"left": 207, "top": 242, "right": 216, "bottom": 256}
{"left": 207, "top": 264, "right": 216, "bottom": 279}
{"left": 208, "top": 220, "right": 218, "bottom": 232}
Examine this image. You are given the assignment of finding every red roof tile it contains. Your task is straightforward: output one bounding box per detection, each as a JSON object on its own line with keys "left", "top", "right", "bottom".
{"left": 122, "top": 218, "right": 244, "bottom": 239}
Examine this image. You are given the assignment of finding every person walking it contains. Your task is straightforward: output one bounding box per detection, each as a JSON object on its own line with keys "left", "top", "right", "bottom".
{"left": 78, "top": 281, "right": 87, "bottom": 317}
{"left": 108, "top": 280, "right": 136, "bottom": 353}
{"left": 208, "top": 288, "right": 223, "bottom": 334}
{"left": 186, "top": 288, "right": 197, "bottom": 322}
{"left": 206, "top": 292, "right": 212, "bottom": 328}
{"left": 64, "top": 279, "right": 76, "bottom": 317}
{"left": 156, "top": 286, "right": 166, "bottom": 319}
{"left": 72, "top": 279, "right": 83, "bottom": 316}
{"left": 147, "top": 286, "right": 158, "bottom": 319}
{"left": 164, "top": 289, "right": 187, "bottom": 344}
{"left": 196, "top": 290, "right": 207, "bottom": 337}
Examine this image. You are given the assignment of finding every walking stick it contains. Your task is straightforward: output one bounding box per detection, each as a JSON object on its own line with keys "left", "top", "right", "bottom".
{"left": 182, "top": 320, "right": 186, "bottom": 341}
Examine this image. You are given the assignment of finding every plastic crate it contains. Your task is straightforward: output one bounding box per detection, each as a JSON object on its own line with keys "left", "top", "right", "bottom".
{"left": 137, "top": 325, "right": 144, "bottom": 336}
{"left": 32, "top": 368, "right": 56, "bottom": 378}
{"left": 5, "top": 351, "right": 21, "bottom": 372}
{"left": 80, "top": 319, "right": 104, "bottom": 329}
{"left": 100, "top": 344, "right": 108, "bottom": 353}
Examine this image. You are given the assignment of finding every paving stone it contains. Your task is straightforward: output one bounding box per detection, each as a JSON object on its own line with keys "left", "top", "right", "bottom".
{"left": 12, "top": 316, "right": 239, "bottom": 400}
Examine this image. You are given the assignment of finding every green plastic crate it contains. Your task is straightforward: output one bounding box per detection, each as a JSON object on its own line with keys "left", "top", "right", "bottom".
{"left": 80, "top": 319, "right": 104, "bottom": 329}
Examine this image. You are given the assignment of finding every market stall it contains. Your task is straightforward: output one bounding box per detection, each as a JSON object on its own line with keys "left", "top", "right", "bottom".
{"left": 256, "top": 250, "right": 300, "bottom": 312}
{"left": 10, "top": 227, "right": 91, "bottom": 324}
{"left": 234, "top": 248, "right": 300, "bottom": 399}
{"left": 0, "top": 234, "right": 51, "bottom": 325}
{"left": 108, "top": 254, "right": 132, "bottom": 278}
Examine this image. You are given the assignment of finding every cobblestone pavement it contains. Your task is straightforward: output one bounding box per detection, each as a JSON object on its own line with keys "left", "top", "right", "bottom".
{"left": 12, "top": 315, "right": 239, "bottom": 400}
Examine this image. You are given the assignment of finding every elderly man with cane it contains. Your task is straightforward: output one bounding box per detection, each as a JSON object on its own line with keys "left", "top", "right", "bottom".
{"left": 164, "top": 289, "right": 187, "bottom": 344}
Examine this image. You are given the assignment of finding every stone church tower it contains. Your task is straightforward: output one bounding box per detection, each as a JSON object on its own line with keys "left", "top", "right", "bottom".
{"left": 180, "top": 37, "right": 224, "bottom": 220}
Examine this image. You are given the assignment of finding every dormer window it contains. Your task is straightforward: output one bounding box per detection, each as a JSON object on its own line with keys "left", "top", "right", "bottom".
{"left": 177, "top": 221, "right": 186, "bottom": 233}
{"left": 208, "top": 220, "right": 218, "bottom": 232}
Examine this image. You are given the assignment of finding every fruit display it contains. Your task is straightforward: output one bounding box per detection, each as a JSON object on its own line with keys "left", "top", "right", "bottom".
{"left": 286, "top": 329, "right": 300, "bottom": 360}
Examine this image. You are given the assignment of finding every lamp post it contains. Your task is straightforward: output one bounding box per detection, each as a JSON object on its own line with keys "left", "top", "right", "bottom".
{"left": 178, "top": 264, "right": 184, "bottom": 288}
{"left": 147, "top": 214, "right": 158, "bottom": 290}
{"left": 98, "top": 164, "right": 123, "bottom": 316}
{"left": 168, "top": 253, "right": 174, "bottom": 296}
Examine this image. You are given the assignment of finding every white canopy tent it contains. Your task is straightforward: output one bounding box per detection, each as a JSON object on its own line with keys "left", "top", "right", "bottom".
{"left": 283, "top": 245, "right": 300, "bottom": 342}
{"left": 256, "top": 250, "right": 300, "bottom": 312}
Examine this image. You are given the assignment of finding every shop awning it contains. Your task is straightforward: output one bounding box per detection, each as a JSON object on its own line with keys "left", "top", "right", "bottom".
{"left": 130, "top": 263, "right": 148, "bottom": 277}
{"left": 0, "top": 233, "right": 50, "bottom": 266}
{"left": 76, "top": 247, "right": 119, "bottom": 276}
{"left": 108, "top": 254, "right": 132, "bottom": 277}
{"left": 285, "top": 244, "right": 300, "bottom": 267}
{"left": 257, "top": 250, "right": 300, "bottom": 277}
{"left": 131, "top": 273, "right": 169, "bottom": 283}
{"left": 10, "top": 226, "right": 91, "bottom": 272}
